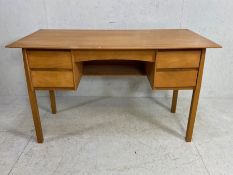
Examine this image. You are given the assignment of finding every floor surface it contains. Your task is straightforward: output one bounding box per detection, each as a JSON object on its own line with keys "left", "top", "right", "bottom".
{"left": 0, "top": 96, "right": 232, "bottom": 175}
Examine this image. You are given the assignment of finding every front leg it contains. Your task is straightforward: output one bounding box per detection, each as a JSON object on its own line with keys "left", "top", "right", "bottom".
{"left": 28, "top": 90, "right": 44, "bottom": 143}
{"left": 185, "top": 49, "right": 206, "bottom": 142}
{"left": 23, "top": 49, "right": 44, "bottom": 143}
{"left": 185, "top": 89, "right": 200, "bottom": 142}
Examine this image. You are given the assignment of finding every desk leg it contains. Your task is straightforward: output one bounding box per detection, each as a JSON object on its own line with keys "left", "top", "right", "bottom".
{"left": 185, "top": 89, "right": 200, "bottom": 142}
{"left": 49, "top": 90, "right": 56, "bottom": 114}
{"left": 185, "top": 49, "right": 206, "bottom": 142}
{"left": 23, "top": 49, "right": 44, "bottom": 143}
{"left": 28, "top": 90, "right": 44, "bottom": 143}
{"left": 171, "top": 90, "right": 178, "bottom": 113}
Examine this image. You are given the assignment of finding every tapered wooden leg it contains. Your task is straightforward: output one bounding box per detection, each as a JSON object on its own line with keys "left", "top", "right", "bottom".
{"left": 185, "top": 49, "right": 206, "bottom": 142}
{"left": 23, "top": 49, "right": 44, "bottom": 143}
{"left": 49, "top": 90, "right": 56, "bottom": 114}
{"left": 28, "top": 90, "right": 44, "bottom": 143}
{"left": 185, "top": 89, "right": 201, "bottom": 142}
{"left": 171, "top": 90, "right": 178, "bottom": 113}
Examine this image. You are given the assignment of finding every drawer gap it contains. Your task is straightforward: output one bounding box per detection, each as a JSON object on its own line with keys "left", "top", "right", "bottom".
{"left": 156, "top": 68, "right": 199, "bottom": 72}
{"left": 30, "top": 68, "right": 73, "bottom": 71}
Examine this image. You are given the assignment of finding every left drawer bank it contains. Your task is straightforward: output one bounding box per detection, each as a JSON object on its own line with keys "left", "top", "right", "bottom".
{"left": 25, "top": 49, "right": 82, "bottom": 90}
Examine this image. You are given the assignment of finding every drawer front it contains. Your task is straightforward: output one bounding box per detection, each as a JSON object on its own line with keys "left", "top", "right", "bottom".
{"left": 155, "top": 70, "right": 198, "bottom": 88}
{"left": 31, "top": 71, "right": 74, "bottom": 88}
{"left": 27, "top": 50, "right": 72, "bottom": 69}
{"left": 156, "top": 50, "right": 201, "bottom": 68}
{"left": 74, "top": 50, "right": 155, "bottom": 62}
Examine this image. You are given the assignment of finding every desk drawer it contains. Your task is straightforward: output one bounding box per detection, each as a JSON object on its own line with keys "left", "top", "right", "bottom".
{"left": 27, "top": 50, "right": 72, "bottom": 69}
{"left": 31, "top": 71, "right": 74, "bottom": 88}
{"left": 74, "top": 50, "right": 155, "bottom": 62}
{"left": 156, "top": 50, "right": 201, "bottom": 68}
{"left": 155, "top": 70, "right": 198, "bottom": 88}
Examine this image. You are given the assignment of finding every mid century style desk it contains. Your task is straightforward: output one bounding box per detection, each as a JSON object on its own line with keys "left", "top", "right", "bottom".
{"left": 6, "top": 29, "right": 221, "bottom": 143}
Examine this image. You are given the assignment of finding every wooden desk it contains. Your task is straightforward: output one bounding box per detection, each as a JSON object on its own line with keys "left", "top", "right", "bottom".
{"left": 6, "top": 29, "right": 221, "bottom": 143}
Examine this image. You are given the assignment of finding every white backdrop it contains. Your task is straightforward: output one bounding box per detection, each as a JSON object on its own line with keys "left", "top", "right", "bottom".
{"left": 0, "top": 0, "right": 231, "bottom": 97}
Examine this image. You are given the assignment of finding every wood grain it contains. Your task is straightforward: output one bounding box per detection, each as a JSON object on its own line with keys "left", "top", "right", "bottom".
{"left": 71, "top": 50, "right": 83, "bottom": 89}
{"left": 6, "top": 29, "right": 221, "bottom": 49}
{"left": 31, "top": 71, "right": 74, "bottom": 88}
{"left": 156, "top": 50, "right": 201, "bottom": 68}
{"left": 27, "top": 50, "right": 72, "bottom": 69}
{"left": 185, "top": 49, "right": 206, "bottom": 142}
{"left": 155, "top": 70, "right": 198, "bottom": 88}
{"left": 74, "top": 50, "right": 155, "bottom": 62}
{"left": 22, "top": 49, "right": 44, "bottom": 143}
{"left": 74, "top": 62, "right": 83, "bottom": 87}
{"left": 6, "top": 30, "right": 221, "bottom": 143}
{"left": 146, "top": 62, "right": 156, "bottom": 88}
{"left": 145, "top": 51, "right": 157, "bottom": 88}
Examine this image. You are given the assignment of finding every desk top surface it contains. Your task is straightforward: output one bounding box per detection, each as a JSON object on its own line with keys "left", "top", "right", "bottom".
{"left": 6, "top": 29, "right": 221, "bottom": 49}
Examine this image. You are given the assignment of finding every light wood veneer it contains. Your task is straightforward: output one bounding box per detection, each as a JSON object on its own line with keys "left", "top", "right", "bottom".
{"left": 28, "top": 50, "right": 72, "bottom": 69}
{"left": 6, "top": 29, "right": 221, "bottom": 143}
{"left": 156, "top": 50, "right": 201, "bottom": 68}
